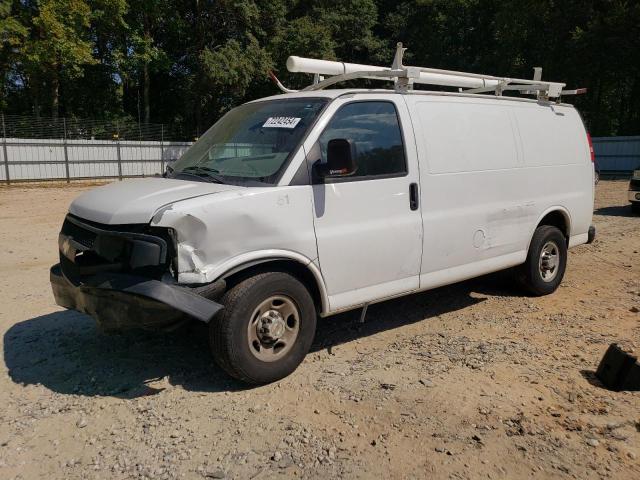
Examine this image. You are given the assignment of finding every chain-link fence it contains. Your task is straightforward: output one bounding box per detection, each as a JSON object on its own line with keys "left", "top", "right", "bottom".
{"left": 1, "top": 114, "right": 192, "bottom": 183}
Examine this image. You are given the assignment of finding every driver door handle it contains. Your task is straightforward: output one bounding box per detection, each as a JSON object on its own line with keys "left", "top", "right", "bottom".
{"left": 409, "top": 182, "right": 419, "bottom": 211}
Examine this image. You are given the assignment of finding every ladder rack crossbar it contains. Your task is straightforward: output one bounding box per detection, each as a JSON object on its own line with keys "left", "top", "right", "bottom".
{"left": 302, "top": 69, "right": 407, "bottom": 92}
{"left": 411, "top": 66, "right": 557, "bottom": 88}
{"left": 275, "top": 42, "right": 585, "bottom": 100}
{"left": 464, "top": 83, "right": 555, "bottom": 95}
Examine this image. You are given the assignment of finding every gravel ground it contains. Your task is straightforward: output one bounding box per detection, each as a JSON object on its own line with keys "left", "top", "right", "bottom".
{"left": 0, "top": 179, "right": 638, "bottom": 480}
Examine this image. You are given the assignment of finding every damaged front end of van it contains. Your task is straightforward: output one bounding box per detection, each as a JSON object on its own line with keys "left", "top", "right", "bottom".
{"left": 50, "top": 213, "right": 224, "bottom": 332}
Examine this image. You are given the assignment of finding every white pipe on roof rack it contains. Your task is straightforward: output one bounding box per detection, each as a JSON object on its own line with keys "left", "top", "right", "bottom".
{"left": 285, "top": 42, "right": 576, "bottom": 98}
{"left": 287, "top": 55, "right": 501, "bottom": 89}
{"left": 286, "top": 57, "right": 384, "bottom": 76}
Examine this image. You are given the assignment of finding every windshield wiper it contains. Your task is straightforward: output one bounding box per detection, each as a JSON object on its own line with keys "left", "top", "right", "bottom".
{"left": 179, "top": 165, "right": 226, "bottom": 184}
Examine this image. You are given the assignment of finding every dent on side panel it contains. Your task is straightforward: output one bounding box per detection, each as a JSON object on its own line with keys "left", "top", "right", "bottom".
{"left": 409, "top": 97, "right": 535, "bottom": 274}
{"left": 151, "top": 187, "right": 319, "bottom": 284}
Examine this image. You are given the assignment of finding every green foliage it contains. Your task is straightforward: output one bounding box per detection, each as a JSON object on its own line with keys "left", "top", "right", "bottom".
{"left": 1, "top": 0, "right": 639, "bottom": 135}
{"left": 26, "top": 0, "right": 95, "bottom": 74}
{"left": 0, "top": 0, "right": 27, "bottom": 109}
{"left": 0, "top": 1, "right": 26, "bottom": 47}
{"left": 312, "top": 0, "right": 383, "bottom": 61}
{"left": 200, "top": 35, "right": 272, "bottom": 111}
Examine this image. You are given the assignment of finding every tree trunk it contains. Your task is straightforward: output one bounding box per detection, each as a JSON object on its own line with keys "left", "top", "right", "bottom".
{"left": 592, "top": 76, "right": 604, "bottom": 135}
{"left": 194, "top": 95, "right": 202, "bottom": 139}
{"left": 616, "top": 80, "right": 627, "bottom": 136}
{"left": 121, "top": 37, "right": 130, "bottom": 117}
{"left": 142, "top": 11, "right": 152, "bottom": 124}
{"left": 143, "top": 60, "right": 150, "bottom": 123}
{"left": 194, "top": 0, "right": 203, "bottom": 137}
{"left": 32, "top": 77, "right": 41, "bottom": 119}
{"left": 122, "top": 73, "right": 129, "bottom": 114}
{"left": 51, "top": 67, "right": 59, "bottom": 119}
{"left": 624, "top": 77, "right": 639, "bottom": 135}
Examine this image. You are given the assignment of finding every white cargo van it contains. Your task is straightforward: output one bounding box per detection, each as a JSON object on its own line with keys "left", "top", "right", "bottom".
{"left": 51, "top": 45, "right": 596, "bottom": 384}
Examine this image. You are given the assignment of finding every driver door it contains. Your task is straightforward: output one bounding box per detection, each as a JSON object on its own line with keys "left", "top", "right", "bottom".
{"left": 305, "top": 95, "right": 423, "bottom": 312}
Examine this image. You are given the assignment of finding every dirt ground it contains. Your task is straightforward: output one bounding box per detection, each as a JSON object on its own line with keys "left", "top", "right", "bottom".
{"left": 0, "top": 180, "right": 638, "bottom": 480}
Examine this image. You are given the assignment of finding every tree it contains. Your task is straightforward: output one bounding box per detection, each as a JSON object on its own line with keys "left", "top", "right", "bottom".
{"left": 0, "top": 0, "right": 27, "bottom": 110}
{"left": 118, "top": 0, "right": 168, "bottom": 124}
{"left": 1, "top": 0, "right": 639, "bottom": 137}
{"left": 22, "top": 0, "right": 96, "bottom": 117}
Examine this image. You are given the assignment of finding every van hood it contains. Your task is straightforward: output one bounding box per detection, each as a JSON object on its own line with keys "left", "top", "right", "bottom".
{"left": 69, "top": 178, "right": 241, "bottom": 224}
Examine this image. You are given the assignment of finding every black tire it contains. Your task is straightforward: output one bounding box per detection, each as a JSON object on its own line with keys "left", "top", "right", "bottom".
{"left": 209, "top": 271, "right": 316, "bottom": 384}
{"left": 631, "top": 202, "right": 640, "bottom": 214}
{"left": 516, "top": 225, "right": 567, "bottom": 296}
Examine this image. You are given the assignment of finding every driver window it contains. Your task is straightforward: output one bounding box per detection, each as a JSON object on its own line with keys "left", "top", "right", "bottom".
{"left": 318, "top": 101, "right": 407, "bottom": 179}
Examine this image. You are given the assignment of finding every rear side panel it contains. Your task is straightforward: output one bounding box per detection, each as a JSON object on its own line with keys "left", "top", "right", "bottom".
{"left": 405, "top": 95, "right": 593, "bottom": 290}
{"left": 510, "top": 103, "right": 594, "bottom": 246}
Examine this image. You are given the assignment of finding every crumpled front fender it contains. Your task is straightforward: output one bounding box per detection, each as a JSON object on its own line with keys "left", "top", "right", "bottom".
{"left": 151, "top": 186, "right": 320, "bottom": 285}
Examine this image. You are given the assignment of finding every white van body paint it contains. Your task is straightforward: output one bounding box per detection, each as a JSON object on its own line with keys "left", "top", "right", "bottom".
{"left": 150, "top": 186, "right": 319, "bottom": 283}
{"left": 70, "top": 177, "right": 241, "bottom": 224}
{"left": 296, "top": 93, "right": 423, "bottom": 311}
{"left": 66, "top": 89, "right": 594, "bottom": 317}
{"left": 402, "top": 95, "right": 593, "bottom": 290}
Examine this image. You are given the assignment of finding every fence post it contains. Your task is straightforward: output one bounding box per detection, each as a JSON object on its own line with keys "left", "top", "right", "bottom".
{"left": 63, "top": 118, "right": 70, "bottom": 183}
{"left": 2, "top": 114, "right": 9, "bottom": 185}
{"left": 115, "top": 120, "right": 123, "bottom": 180}
{"left": 160, "top": 124, "right": 165, "bottom": 174}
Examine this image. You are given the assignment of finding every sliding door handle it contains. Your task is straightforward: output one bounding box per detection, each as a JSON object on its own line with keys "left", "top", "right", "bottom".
{"left": 409, "top": 182, "right": 419, "bottom": 211}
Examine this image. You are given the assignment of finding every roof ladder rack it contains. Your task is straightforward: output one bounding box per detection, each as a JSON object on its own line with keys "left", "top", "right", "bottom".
{"left": 269, "top": 43, "right": 586, "bottom": 101}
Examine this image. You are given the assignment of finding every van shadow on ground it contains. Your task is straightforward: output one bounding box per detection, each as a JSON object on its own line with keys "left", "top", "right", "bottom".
{"left": 4, "top": 272, "right": 520, "bottom": 398}
{"left": 594, "top": 205, "right": 638, "bottom": 217}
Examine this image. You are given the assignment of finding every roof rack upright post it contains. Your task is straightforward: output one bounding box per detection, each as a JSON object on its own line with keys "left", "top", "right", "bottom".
{"left": 391, "top": 42, "right": 419, "bottom": 93}
{"left": 392, "top": 42, "right": 407, "bottom": 92}
{"left": 391, "top": 42, "right": 406, "bottom": 70}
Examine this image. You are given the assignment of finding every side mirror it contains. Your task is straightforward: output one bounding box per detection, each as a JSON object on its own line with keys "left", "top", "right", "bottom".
{"left": 315, "top": 138, "right": 357, "bottom": 178}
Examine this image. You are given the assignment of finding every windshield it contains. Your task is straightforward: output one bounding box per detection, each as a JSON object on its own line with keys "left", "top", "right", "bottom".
{"left": 169, "top": 98, "right": 328, "bottom": 185}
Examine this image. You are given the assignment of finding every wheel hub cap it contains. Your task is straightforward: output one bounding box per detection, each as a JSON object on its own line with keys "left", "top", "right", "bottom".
{"left": 539, "top": 241, "right": 559, "bottom": 282}
{"left": 258, "top": 310, "right": 286, "bottom": 342}
{"left": 247, "top": 295, "right": 300, "bottom": 362}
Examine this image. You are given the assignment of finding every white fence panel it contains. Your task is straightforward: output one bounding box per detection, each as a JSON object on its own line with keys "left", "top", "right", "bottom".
{"left": 0, "top": 140, "right": 6, "bottom": 182}
{"left": 0, "top": 138, "right": 192, "bottom": 182}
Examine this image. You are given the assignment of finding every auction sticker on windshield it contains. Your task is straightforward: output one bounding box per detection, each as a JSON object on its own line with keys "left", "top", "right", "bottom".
{"left": 263, "top": 117, "right": 301, "bottom": 129}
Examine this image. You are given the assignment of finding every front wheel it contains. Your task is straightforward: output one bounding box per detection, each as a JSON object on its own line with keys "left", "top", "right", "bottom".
{"left": 209, "top": 271, "right": 316, "bottom": 384}
{"left": 516, "top": 225, "right": 567, "bottom": 296}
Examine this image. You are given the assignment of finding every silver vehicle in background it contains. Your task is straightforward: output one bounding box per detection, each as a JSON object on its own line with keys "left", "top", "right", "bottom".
{"left": 629, "top": 169, "right": 640, "bottom": 213}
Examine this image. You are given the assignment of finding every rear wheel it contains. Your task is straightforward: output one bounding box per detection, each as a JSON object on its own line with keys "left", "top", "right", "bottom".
{"left": 516, "top": 225, "right": 567, "bottom": 296}
{"left": 209, "top": 271, "right": 316, "bottom": 384}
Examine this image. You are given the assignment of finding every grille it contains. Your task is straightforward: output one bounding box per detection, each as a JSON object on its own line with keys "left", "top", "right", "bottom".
{"left": 58, "top": 215, "right": 170, "bottom": 280}
{"left": 630, "top": 178, "right": 640, "bottom": 191}
{"left": 61, "top": 217, "right": 97, "bottom": 249}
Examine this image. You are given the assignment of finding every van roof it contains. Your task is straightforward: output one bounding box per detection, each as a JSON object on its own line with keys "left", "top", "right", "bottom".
{"left": 252, "top": 89, "right": 575, "bottom": 108}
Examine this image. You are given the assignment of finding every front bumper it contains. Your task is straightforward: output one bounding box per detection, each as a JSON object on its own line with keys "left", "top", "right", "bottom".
{"left": 51, "top": 214, "right": 224, "bottom": 331}
{"left": 51, "top": 264, "right": 223, "bottom": 332}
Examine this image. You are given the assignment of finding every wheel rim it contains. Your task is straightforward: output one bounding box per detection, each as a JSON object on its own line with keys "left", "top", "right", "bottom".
{"left": 538, "top": 240, "right": 560, "bottom": 282}
{"left": 247, "top": 295, "right": 300, "bottom": 362}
